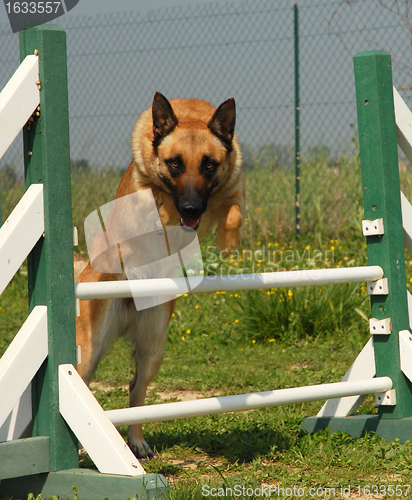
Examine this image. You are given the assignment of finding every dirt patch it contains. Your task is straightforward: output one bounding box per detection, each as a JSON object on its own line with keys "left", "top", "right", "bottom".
{"left": 90, "top": 381, "right": 128, "bottom": 392}
{"left": 90, "top": 382, "right": 222, "bottom": 402}
{"left": 154, "top": 390, "right": 208, "bottom": 401}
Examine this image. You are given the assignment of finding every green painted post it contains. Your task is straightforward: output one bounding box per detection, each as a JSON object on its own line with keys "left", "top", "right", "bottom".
{"left": 354, "top": 50, "right": 412, "bottom": 420}
{"left": 20, "top": 25, "right": 78, "bottom": 471}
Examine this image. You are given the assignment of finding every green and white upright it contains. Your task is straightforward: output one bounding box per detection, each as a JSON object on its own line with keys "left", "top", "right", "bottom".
{"left": 0, "top": 25, "right": 168, "bottom": 500}
{"left": 303, "top": 50, "right": 412, "bottom": 439}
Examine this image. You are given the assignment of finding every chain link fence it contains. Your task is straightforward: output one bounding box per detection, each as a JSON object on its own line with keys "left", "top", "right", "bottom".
{"left": 1, "top": 0, "right": 412, "bottom": 236}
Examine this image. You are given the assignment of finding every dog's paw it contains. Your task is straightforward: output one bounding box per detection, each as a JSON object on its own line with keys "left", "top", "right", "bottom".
{"left": 128, "top": 439, "right": 157, "bottom": 461}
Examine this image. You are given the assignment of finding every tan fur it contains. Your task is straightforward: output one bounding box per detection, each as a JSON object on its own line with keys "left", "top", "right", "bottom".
{"left": 76, "top": 94, "right": 245, "bottom": 458}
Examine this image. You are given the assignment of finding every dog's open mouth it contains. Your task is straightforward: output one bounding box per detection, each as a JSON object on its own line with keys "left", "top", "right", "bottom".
{"left": 178, "top": 215, "right": 201, "bottom": 231}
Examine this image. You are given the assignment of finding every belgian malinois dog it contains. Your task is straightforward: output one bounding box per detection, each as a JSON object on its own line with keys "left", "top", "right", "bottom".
{"left": 75, "top": 92, "right": 245, "bottom": 458}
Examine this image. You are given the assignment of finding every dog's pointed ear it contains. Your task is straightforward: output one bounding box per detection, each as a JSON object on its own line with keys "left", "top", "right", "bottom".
{"left": 208, "top": 98, "right": 236, "bottom": 152}
{"left": 152, "top": 92, "right": 178, "bottom": 149}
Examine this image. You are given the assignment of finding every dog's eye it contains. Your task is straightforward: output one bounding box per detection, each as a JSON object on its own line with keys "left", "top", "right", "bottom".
{"left": 203, "top": 158, "right": 217, "bottom": 173}
{"left": 167, "top": 158, "right": 181, "bottom": 170}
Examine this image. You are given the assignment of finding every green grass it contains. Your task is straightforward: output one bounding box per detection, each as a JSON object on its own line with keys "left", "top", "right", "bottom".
{"left": 2, "top": 155, "right": 412, "bottom": 499}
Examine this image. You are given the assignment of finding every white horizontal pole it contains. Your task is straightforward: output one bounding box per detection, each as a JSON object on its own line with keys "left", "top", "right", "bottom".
{"left": 75, "top": 265, "right": 383, "bottom": 300}
{"left": 106, "top": 377, "right": 392, "bottom": 426}
{"left": 0, "top": 55, "right": 40, "bottom": 160}
{"left": 0, "top": 184, "right": 44, "bottom": 296}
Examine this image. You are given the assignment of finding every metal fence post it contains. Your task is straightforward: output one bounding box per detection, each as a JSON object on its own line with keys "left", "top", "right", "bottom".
{"left": 294, "top": 4, "right": 300, "bottom": 238}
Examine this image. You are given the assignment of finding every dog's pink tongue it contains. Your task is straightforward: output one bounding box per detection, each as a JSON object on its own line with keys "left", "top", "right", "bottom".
{"left": 180, "top": 215, "right": 201, "bottom": 228}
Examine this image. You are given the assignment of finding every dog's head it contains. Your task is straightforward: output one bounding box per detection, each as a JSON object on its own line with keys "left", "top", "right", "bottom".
{"left": 149, "top": 92, "right": 238, "bottom": 230}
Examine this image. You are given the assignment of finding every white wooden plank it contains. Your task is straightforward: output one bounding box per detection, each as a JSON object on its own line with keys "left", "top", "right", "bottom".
{"left": 59, "top": 364, "right": 145, "bottom": 477}
{"left": 0, "top": 184, "right": 44, "bottom": 295}
{"left": 317, "top": 338, "right": 375, "bottom": 417}
{"left": 0, "top": 306, "right": 48, "bottom": 427}
{"left": 0, "top": 55, "right": 40, "bottom": 160}
{"left": 394, "top": 87, "right": 412, "bottom": 163}
{"left": 0, "top": 384, "right": 32, "bottom": 443}
{"left": 407, "top": 290, "right": 412, "bottom": 331}
{"left": 401, "top": 191, "right": 412, "bottom": 255}
{"left": 399, "top": 330, "right": 412, "bottom": 384}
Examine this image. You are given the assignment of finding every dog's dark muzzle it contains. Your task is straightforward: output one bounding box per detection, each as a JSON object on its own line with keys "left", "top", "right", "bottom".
{"left": 178, "top": 199, "right": 204, "bottom": 230}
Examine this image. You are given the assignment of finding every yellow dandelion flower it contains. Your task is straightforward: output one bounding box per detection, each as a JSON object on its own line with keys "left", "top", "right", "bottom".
{"left": 181, "top": 336, "right": 185, "bottom": 341}
{"left": 235, "top": 319, "right": 239, "bottom": 323}
{"left": 268, "top": 339, "right": 275, "bottom": 343}
{"left": 195, "top": 305, "right": 199, "bottom": 309}
{"left": 252, "top": 340, "right": 256, "bottom": 344}
{"left": 186, "top": 329, "right": 191, "bottom": 334}
{"left": 330, "top": 246, "right": 335, "bottom": 251}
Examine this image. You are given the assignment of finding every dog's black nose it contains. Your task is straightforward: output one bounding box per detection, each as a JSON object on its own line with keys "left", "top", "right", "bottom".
{"left": 179, "top": 201, "right": 203, "bottom": 220}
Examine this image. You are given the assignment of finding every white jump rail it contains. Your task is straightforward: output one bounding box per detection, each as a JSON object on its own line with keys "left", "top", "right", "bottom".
{"left": 75, "top": 265, "right": 384, "bottom": 300}
{"left": 0, "top": 306, "right": 48, "bottom": 428}
{"left": 0, "top": 184, "right": 44, "bottom": 296}
{"left": 0, "top": 55, "right": 44, "bottom": 446}
{"left": 394, "top": 86, "right": 412, "bottom": 164}
{"left": 0, "top": 55, "right": 40, "bottom": 160}
{"left": 104, "top": 377, "right": 393, "bottom": 427}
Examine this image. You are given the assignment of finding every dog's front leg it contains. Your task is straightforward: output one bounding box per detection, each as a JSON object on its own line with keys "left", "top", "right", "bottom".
{"left": 126, "top": 301, "right": 174, "bottom": 459}
{"left": 215, "top": 202, "right": 243, "bottom": 257}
